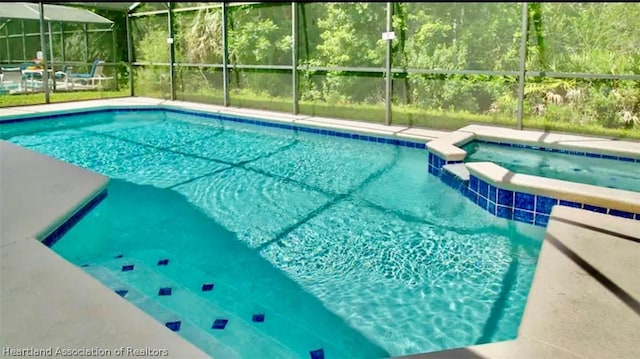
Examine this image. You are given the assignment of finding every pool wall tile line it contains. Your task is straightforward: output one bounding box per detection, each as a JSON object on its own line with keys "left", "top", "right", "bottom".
{"left": 41, "top": 190, "right": 108, "bottom": 248}
{"left": 479, "top": 174, "right": 638, "bottom": 226}
{"left": 0, "top": 106, "right": 427, "bottom": 150}
{"left": 161, "top": 107, "right": 426, "bottom": 149}
{"left": 428, "top": 152, "right": 463, "bottom": 176}
{"left": 474, "top": 139, "right": 640, "bottom": 163}
{"left": 431, "top": 151, "right": 640, "bottom": 227}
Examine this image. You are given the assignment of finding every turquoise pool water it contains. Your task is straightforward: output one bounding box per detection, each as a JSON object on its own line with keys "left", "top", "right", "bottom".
{"left": 1, "top": 109, "right": 545, "bottom": 358}
{"left": 462, "top": 141, "right": 640, "bottom": 193}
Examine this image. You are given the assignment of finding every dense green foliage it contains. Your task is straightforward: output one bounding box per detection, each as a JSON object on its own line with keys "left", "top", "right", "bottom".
{"left": 132, "top": 2, "right": 640, "bottom": 135}
{"left": 2, "top": 2, "right": 639, "bottom": 138}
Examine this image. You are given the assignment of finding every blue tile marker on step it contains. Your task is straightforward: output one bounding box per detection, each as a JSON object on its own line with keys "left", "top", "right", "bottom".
{"left": 157, "top": 259, "right": 170, "bottom": 266}
{"left": 310, "top": 348, "right": 324, "bottom": 359}
{"left": 165, "top": 321, "right": 181, "bottom": 332}
{"left": 212, "top": 319, "right": 228, "bottom": 330}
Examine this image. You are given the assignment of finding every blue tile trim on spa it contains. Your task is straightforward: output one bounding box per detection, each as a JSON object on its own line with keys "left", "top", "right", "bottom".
{"left": 473, "top": 139, "right": 639, "bottom": 163}
{"left": 428, "top": 152, "right": 463, "bottom": 176}
{"left": 429, "top": 151, "right": 640, "bottom": 227}
{"left": 42, "top": 190, "right": 108, "bottom": 247}
{"left": 0, "top": 106, "right": 426, "bottom": 149}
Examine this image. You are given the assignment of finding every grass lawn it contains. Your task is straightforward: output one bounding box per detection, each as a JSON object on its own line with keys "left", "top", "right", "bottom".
{"left": 0, "top": 89, "right": 130, "bottom": 108}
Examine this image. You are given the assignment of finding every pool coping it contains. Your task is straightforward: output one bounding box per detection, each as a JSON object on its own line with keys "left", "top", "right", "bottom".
{"left": 1, "top": 97, "right": 639, "bottom": 358}
{"left": 430, "top": 124, "right": 640, "bottom": 159}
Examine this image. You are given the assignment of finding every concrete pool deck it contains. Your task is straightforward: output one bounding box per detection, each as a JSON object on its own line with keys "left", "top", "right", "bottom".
{"left": 0, "top": 141, "right": 209, "bottom": 358}
{"left": 1, "top": 98, "right": 639, "bottom": 358}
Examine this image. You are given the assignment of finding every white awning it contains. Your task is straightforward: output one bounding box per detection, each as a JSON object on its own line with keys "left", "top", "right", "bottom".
{"left": 60, "top": 2, "right": 146, "bottom": 12}
{"left": 0, "top": 2, "right": 113, "bottom": 24}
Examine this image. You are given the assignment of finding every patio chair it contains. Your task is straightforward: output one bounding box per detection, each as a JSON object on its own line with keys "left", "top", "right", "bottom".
{"left": 55, "top": 60, "right": 113, "bottom": 90}
{"left": 0, "top": 66, "right": 21, "bottom": 89}
{"left": 19, "top": 62, "right": 43, "bottom": 91}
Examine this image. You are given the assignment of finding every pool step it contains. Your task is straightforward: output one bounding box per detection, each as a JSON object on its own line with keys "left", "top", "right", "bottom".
{"left": 84, "top": 263, "right": 300, "bottom": 359}
{"left": 440, "top": 163, "right": 470, "bottom": 193}
{"left": 126, "top": 249, "right": 364, "bottom": 357}
{"left": 442, "top": 163, "right": 470, "bottom": 182}
{"left": 83, "top": 266, "right": 243, "bottom": 359}
{"left": 91, "top": 251, "right": 350, "bottom": 358}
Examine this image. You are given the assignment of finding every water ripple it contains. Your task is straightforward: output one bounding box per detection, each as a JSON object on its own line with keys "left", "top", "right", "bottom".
{"left": 174, "top": 167, "right": 332, "bottom": 248}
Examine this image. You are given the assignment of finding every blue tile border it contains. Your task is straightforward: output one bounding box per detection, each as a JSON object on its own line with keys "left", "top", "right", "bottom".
{"left": 473, "top": 139, "right": 639, "bottom": 163}
{"left": 428, "top": 151, "right": 464, "bottom": 177}
{"left": 514, "top": 192, "right": 535, "bottom": 211}
{"left": 429, "top": 155, "right": 640, "bottom": 227}
{"left": 535, "top": 214, "right": 550, "bottom": 227}
{"left": 514, "top": 209, "right": 534, "bottom": 224}
{"left": 42, "top": 189, "right": 108, "bottom": 247}
{"left": 0, "top": 106, "right": 426, "bottom": 150}
{"left": 535, "top": 196, "right": 558, "bottom": 214}
{"left": 609, "top": 209, "right": 635, "bottom": 219}
{"left": 439, "top": 168, "right": 463, "bottom": 190}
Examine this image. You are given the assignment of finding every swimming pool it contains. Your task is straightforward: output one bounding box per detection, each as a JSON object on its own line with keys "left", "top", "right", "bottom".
{"left": 462, "top": 140, "right": 640, "bottom": 193}
{"left": 1, "top": 108, "right": 545, "bottom": 358}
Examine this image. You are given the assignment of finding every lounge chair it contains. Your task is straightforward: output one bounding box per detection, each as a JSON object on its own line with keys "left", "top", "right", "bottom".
{"left": 0, "top": 66, "right": 21, "bottom": 91}
{"left": 55, "top": 60, "right": 113, "bottom": 90}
